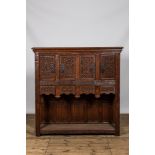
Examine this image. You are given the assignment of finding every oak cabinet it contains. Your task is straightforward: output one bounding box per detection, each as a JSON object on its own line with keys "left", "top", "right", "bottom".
{"left": 32, "top": 47, "right": 122, "bottom": 136}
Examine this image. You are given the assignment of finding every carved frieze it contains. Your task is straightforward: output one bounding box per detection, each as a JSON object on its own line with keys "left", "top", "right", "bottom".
{"left": 100, "top": 86, "right": 115, "bottom": 94}
{"left": 80, "top": 86, "right": 95, "bottom": 94}
{"left": 40, "top": 86, "right": 55, "bottom": 95}
{"left": 60, "top": 86, "right": 75, "bottom": 95}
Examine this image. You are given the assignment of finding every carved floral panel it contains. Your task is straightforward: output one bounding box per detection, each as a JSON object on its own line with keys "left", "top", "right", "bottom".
{"left": 39, "top": 55, "right": 56, "bottom": 80}
{"left": 100, "top": 55, "right": 115, "bottom": 79}
{"left": 80, "top": 55, "right": 96, "bottom": 79}
{"left": 59, "top": 55, "right": 76, "bottom": 80}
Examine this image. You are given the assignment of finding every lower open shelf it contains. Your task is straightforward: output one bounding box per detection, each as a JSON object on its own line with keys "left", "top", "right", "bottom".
{"left": 40, "top": 123, "right": 115, "bottom": 135}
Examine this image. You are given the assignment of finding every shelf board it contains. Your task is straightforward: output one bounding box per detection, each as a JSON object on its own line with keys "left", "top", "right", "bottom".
{"left": 40, "top": 123, "right": 115, "bottom": 135}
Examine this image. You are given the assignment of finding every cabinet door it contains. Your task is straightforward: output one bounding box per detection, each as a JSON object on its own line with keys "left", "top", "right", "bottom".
{"left": 59, "top": 55, "right": 76, "bottom": 80}
{"left": 79, "top": 55, "right": 96, "bottom": 80}
{"left": 100, "top": 54, "right": 115, "bottom": 79}
{"left": 39, "top": 54, "right": 56, "bottom": 80}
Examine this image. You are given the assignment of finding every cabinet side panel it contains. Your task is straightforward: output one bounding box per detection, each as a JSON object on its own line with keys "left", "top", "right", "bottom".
{"left": 114, "top": 53, "right": 120, "bottom": 135}
{"left": 35, "top": 52, "right": 41, "bottom": 136}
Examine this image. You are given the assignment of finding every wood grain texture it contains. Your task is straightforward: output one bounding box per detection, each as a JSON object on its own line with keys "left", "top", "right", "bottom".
{"left": 32, "top": 47, "right": 122, "bottom": 136}
{"left": 26, "top": 114, "right": 128, "bottom": 155}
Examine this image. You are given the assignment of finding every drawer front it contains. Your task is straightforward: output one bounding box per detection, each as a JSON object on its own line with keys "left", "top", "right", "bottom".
{"left": 40, "top": 86, "right": 55, "bottom": 95}
{"left": 100, "top": 86, "right": 115, "bottom": 94}
{"left": 100, "top": 54, "right": 115, "bottom": 79}
{"left": 39, "top": 85, "right": 115, "bottom": 96}
{"left": 39, "top": 54, "right": 56, "bottom": 80}
{"left": 60, "top": 86, "right": 76, "bottom": 95}
{"left": 79, "top": 86, "right": 95, "bottom": 94}
{"left": 79, "top": 55, "right": 96, "bottom": 80}
{"left": 59, "top": 55, "right": 76, "bottom": 80}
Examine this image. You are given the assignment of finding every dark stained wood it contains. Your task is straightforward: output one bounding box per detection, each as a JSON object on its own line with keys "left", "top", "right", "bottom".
{"left": 32, "top": 47, "right": 123, "bottom": 51}
{"left": 115, "top": 53, "right": 121, "bottom": 135}
{"left": 34, "top": 52, "right": 40, "bottom": 136}
{"left": 32, "top": 47, "right": 122, "bottom": 136}
{"left": 40, "top": 123, "right": 115, "bottom": 135}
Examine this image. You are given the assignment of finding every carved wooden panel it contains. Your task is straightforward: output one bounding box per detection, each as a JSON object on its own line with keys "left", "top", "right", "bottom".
{"left": 33, "top": 47, "right": 122, "bottom": 136}
{"left": 80, "top": 55, "right": 96, "bottom": 79}
{"left": 80, "top": 86, "right": 95, "bottom": 94}
{"left": 60, "top": 86, "right": 75, "bottom": 95}
{"left": 40, "top": 86, "right": 55, "bottom": 95}
{"left": 100, "top": 54, "right": 115, "bottom": 79}
{"left": 59, "top": 55, "right": 76, "bottom": 80}
{"left": 39, "top": 55, "right": 56, "bottom": 80}
{"left": 100, "top": 86, "right": 115, "bottom": 94}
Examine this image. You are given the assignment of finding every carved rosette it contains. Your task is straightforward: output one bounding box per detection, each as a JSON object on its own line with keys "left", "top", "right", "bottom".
{"left": 40, "top": 86, "right": 55, "bottom": 95}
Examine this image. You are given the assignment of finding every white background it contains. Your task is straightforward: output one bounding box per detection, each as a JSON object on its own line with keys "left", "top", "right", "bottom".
{"left": 26, "top": 0, "right": 129, "bottom": 113}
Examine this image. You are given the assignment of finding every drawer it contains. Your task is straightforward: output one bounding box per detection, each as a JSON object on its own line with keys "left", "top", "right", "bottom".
{"left": 79, "top": 86, "right": 95, "bottom": 94}
{"left": 40, "top": 79, "right": 115, "bottom": 86}
{"left": 40, "top": 86, "right": 55, "bottom": 95}
{"left": 60, "top": 86, "right": 76, "bottom": 95}
{"left": 100, "top": 86, "right": 115, "bottom": 94}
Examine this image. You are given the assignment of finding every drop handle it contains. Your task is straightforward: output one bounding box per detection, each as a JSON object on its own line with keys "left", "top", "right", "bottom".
{"left": 61, "top": 64, "right": 65, "bottom": 73}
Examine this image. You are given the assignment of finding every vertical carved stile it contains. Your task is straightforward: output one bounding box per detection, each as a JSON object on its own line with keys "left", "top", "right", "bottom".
{"left": 56, "top": 54, "right": 59, "bottom": 81}
{"left": 96, "top": 54, "right": 100, "bottom": 80}
{"left": 76, "top": 55, "right": 80, "bottom": 98}
{"left": 76, "top": 55, "right": 80, "bottom": 79}
{"left": 55, "top": 55, "right": 60, "bottom": 97}
{"left": 56, "top": 86, "right": 61, "bottom": 98}
{"left": 95, "top": 54, "right": 100, "bottom": 98}
{"left": 35, "top": 52, "right": 39, "bottom": 62}
{"left": 35, "top": 52, "right": 40, "bottom": 136}
{"left": 114, "top": 52, "right": 120, "bottom": 135}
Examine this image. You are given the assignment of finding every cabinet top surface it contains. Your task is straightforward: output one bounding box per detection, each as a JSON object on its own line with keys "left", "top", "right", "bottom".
{"left": 32, "top": 47, "right": 123, "bottom": 53}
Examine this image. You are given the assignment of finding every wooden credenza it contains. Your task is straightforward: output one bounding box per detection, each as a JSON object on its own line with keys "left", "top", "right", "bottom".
{"left": 32, "top": 47, "right": 122, "bottom": 136}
